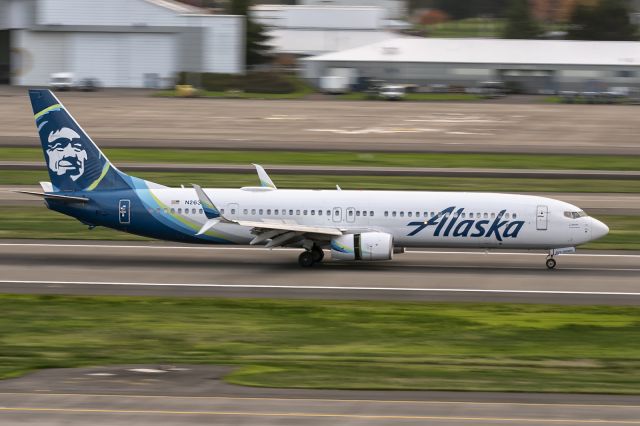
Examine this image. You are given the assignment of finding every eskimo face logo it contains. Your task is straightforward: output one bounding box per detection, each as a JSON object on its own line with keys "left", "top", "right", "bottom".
{"left": 45, "top": 127, "right": 87, "bottom": 181}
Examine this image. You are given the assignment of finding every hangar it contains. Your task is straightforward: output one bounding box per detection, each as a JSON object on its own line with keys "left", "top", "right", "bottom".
{"left": 0, "top": 0, "right": 243, "bottom": 88}
{"left": 302, "top": 38, "right": 640, "bottom": 93}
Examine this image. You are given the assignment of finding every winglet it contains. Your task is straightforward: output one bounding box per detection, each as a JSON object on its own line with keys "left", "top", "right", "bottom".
{"left": 253, "top": 164, "right": 277, "bottom": 189}
{"left": 192, "top": 184, "right": 221, "bottom": 220}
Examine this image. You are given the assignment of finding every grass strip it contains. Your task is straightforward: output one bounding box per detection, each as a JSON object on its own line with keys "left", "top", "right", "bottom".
{"left": 0, "top": 206, "right": 636, "bottom": 249}
{"left": 2, "top": 148, "right": 639, "bottom": 171}
{"left": 1, "top": 295, "right": 640, "bottom": 393}
{"left": 4, "top": 170, "right": 640, "bottom": 193}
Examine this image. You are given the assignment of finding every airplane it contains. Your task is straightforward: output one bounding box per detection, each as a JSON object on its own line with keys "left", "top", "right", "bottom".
{"left": 20, "top": 89, "right": 609, "bottom": 269}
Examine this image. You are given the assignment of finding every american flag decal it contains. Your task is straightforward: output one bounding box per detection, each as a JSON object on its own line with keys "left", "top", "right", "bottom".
{"left": 171, "top": 200, "right": 180, "bottom": 205}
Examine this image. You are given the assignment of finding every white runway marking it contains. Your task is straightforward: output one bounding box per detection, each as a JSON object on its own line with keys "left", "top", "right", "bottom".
{"left": 0, "top": 242, "right": 639, "bottom": 258}
{"left": 2, "top": 280, "right": 640, "bottom": 297}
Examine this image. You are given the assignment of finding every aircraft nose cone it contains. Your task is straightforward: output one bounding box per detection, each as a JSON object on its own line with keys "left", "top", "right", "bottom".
{"left": 590, "top": 218, "right": 609, "bottom": 241}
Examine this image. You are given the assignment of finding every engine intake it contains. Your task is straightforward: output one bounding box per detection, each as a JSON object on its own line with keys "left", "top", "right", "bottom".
{"left": 330, "top": 232, "right": 393, "bottom": 261}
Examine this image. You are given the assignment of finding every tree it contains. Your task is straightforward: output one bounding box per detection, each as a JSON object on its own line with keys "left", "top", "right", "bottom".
{"left": 229, "top": 0, "right": 272, "bottom": 67}
{"left": 502, "top": 0, "right": 540, "bottom": 39}
{"left": 568, "top": 0, "right": 638, "bottom": 41}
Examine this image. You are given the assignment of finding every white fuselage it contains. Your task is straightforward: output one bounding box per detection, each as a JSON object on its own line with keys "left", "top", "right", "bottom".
{"left": 147, "top": 187, "right": 607, "bottom": 250}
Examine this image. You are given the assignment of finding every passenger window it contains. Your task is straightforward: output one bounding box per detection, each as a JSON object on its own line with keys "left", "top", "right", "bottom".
{"left": 199, "top": 209, "right": 203, "bottom": 214}
{"left": 505, "top": 213, "right": 510, "bottom": 219}
{"left": 303, "top": 210, "right": 308, "bottom": 215}
{"left": 221, "top": 209, "right": 225, "bottom": 214}
{"left": 275, "top": 209, "right": 279, "bottom": 215}
{"left": 171, "top": 208, "right": 175, "bottom": 214}
{"left": 363, "top": 211, "right": 367, "bottom": 217}
{"left": 384, "top": 211, "right": 389, "bottom": 217}
{"left": 164, "top": 208, "right": 168, "bottom": 214}
{"left": 483, "top": 213, "right": 488, "bottom": 219}
{"left": 491, "top": 213, "right": 495, "bottom": 219}
{"left": 289, "top": 209, "right": 293, "bottom": 215}
{"left": 192, "top": 208, "right": 196, "bottom": 215}
{"left": 349, "top": 210, "right": 353, "bottom": 216}
{"left": 259, "top": 209, "right": 263, "bottom": 215}
{"left": 267, "top": 209, "right": 271, "bottom": 215}
{"left": 231, "top": 209, "right": 236, "bottom": 214}
{"left": 392, "top": 211, "right": 397, "bottom": 217}
{"left": 356, "top": 211, "right": 360, "bottom": 216}
{"left": 400, "top": 212, "right": 405, "bottom": 217}
{"left": 461, "top": 213, "right": 466, "bottom": 218}
{"left": 296, "top": 210, "right": 300, "bottom": 215}
{"left": 408, "top": 212, "right": 412, "bottom": 217}
{"left": 513, "top": 213, "right": 517, "bottom": 219}
{"left": 311, "top": 210, "right": 315, "bottom": 215}
{"left": 370, "top": 211, "right": 374, "bottom": 217}
{"left": 243, "top": 209, "right": 248, "bottom": 215}
{"left": 318, "top": 210, "right": 322, "bottom": 216}
{"left": 177, "top": 208, "right": 182, "bottom": 214}
{"left": 251, "top": 209, "right": 256, "bottom": 215}
{"left": 327, "top": 210, "right": 331, "bottom": 216}
{"left": 469, "top": 213, "right": 474, "bottom": 219}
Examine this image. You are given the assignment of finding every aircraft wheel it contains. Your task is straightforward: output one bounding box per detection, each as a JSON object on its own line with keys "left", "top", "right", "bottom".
{"left": 298, "top": 251, "right": 315, "bottom": 268}
{"left": 312, "top": 246, "right": 324, "bottom": 263}
{"left": 546, "top": 258, "right": 557, "bottom": 270}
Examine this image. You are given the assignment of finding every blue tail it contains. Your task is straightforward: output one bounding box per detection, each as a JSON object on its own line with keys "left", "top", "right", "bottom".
{"left": 29, "top": 89, "right": 131, "bottom": 192}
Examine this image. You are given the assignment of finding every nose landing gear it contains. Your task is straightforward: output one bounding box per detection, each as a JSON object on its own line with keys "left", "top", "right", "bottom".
{"left": 545, "top": 256, "right": 557, "bottom": 270}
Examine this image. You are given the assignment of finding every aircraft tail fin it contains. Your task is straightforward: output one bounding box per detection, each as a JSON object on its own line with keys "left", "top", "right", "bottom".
{"left": 29, "top": 89, "right": 131, "bottom": 192}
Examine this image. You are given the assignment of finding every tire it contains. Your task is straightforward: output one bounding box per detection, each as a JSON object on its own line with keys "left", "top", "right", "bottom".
{"left": 298, "top": 251, "right": 315, "bottom": 268}
{"left": 546, "top": 258, "right": 557, "bottom": 270}
{"left": 312, "top": 247, "right": 324, "bottom": 263}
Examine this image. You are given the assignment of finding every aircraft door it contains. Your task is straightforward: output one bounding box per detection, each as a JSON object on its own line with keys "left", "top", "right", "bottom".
{"left": 118, "top": 199, "right": 130, "bottom": 224}
{"left": 332, "top": 207, "right": 342, "bottom": 222}
{"left": 346, "top": 207, "right": 356, "bottom": 223}
{"left": 536, "top": 205, "right": 548, "bottom": 230}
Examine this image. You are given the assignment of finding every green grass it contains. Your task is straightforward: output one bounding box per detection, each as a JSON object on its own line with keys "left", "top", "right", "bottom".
{"left": 0, "top": 206, "right": 635, "bottom": 249}
{"left": 1, "top": 295, "right": 640, "bottom": 393}
{"left": 4, "top": 148, "right": 640, "bottom": 170}
{"left": 3, "top": 170, "right": 640, "bottom": 193}
{"left": 338, "top": 92, "right": 483, "bottom": 102}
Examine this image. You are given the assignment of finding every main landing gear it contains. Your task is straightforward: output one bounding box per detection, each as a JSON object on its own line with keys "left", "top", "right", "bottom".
{"left": 298, "top": 245, "right": 324, "bottom": 267}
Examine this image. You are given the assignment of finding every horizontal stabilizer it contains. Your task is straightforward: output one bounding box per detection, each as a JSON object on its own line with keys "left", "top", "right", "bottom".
{"left": 14, "top": 190, "right": 89, "bottom": 203}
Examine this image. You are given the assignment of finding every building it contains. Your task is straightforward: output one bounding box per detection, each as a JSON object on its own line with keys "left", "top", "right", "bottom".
{"left": 298, "top": 0, "right": 407, "bottom": 20}
{"left": 0, "top": 0, "right": 244, "bottom": 88}
{"left": 250, "top": 5, "right": 407, "bottom": 59}
{"left": 302, "top": 37, "right": 640, "bottom": 93}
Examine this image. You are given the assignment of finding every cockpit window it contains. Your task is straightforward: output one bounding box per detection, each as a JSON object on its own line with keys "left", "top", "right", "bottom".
{"left": 564, "top": 210, "right": 587, "bottom": 219}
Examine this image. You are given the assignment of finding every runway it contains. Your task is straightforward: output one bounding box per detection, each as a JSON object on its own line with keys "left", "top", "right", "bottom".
{"left": 1, "top": 365, "right": 640, "bottom": 426}
{"left": 1, "top": 241, "right": 639, "bottom": 305}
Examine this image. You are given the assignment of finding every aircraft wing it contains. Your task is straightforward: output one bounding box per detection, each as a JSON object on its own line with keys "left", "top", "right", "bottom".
{"left": 192, "top": 184, "right": 342, "bottom": 247}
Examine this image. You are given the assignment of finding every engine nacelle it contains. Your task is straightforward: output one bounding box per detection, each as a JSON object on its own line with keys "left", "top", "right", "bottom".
{"left": 330, "top": 232, "right": 393, "bottom": 261}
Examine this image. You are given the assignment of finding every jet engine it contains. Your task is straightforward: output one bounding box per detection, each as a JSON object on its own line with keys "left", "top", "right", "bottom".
{"left": 330, "top": 232, "right": 393, "bottom": 261}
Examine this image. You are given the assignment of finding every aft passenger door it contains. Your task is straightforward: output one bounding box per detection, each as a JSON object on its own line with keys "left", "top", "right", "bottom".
{"left": 536, "top": 205, "right": 548, "bottom": 231}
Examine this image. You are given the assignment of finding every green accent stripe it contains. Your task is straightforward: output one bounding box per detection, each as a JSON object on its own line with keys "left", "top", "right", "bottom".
{"left": 85, "top": 163, "right": 111, "bottom": 191}
{"left": 34, "top": 104, "right": 62, "bottom": 120}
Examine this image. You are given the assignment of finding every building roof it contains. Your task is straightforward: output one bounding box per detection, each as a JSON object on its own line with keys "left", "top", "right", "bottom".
{"left": 304, "top": 38, "right": 640, "bottom": 66}
{"left": 269, "top": 29, "right": 407, "bottom": 56}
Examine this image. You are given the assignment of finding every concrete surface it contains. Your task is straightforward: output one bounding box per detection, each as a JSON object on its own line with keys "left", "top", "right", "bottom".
{"left": 1, "top": 365, "right": 640, "bottom": 426}
{"left": 2, "top": 88, "right": 640, "bottom": 154}
{"left": 2, "top": 161, "right": 639, "bottom": 180}
{"left": 0, "top": 241, "right": 639, "bottom": 305}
